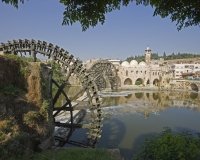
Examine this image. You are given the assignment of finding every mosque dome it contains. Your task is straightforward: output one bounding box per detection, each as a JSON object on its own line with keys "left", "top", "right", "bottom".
{"left": 130, "top": 60, "right": 138, "bottom": 66}
{"left": 121, "top": 61, "right": 130, "bottom": 67}
{"left": 139, "top": 61, "right": 146, "bottom": 66}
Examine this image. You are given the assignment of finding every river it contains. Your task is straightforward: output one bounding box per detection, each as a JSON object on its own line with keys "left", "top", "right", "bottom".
{"left": 54, "top": 87, "right": 200, "bottom": 160}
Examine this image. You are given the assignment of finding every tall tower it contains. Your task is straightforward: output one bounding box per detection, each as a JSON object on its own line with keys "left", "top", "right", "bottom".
{"left": 145, "top": 47, "right": 151, "bottom": 65}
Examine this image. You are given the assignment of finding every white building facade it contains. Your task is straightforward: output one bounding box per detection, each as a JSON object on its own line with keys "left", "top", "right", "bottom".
{"left": 110, "top": 47, "right": 172, "bottom": 87}
{"left": 168, "top": 64, "right": 200, "bottom": 79}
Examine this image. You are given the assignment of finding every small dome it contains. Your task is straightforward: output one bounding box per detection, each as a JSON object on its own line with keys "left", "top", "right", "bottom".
{"left": 130, "top": 60, "right": 138, "bottom": 66}
{"left": 139, "top": 61, "right": 146, "bottom": 66}
{"left": 121, "top": 61, "right": 130, "bottom": 67}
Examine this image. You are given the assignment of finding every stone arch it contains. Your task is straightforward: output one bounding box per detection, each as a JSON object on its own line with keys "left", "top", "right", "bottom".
{"left": 153, "top": 93, "right": 159, "bottom": 100}
{"left": 135, "top": 78, "right": 143, "bottom": 85}
{"left": 146, "top": 79, "right": 150, "bottom": 85}
{"left": 135, "top": 92, "right": 144, "bottom": 99}
{"left": 153, "top": 78, "right": 160, "bottom": 86}
{"left": 124, "top": 78, "right": 132, "bottom": 85}
{"left": 146, "top": 93, "right": 149, "bottom": 98}
{"left": 189, "top": 92, "right": 198, "bottom": 99}
{"left": 125, "top": 94, "right": 132, "bottom": 99}
{"left": 190, "top": 83, "right": 199, "bottom": 91}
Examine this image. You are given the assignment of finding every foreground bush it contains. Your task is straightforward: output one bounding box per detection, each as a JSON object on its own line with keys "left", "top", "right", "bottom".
{"left": 133, "top": 127, "right": 200, "bottom": 160}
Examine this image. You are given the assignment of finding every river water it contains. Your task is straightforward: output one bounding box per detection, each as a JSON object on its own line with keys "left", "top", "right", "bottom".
{"left": 55, "top": 87, "right": 200, "bottom": 160}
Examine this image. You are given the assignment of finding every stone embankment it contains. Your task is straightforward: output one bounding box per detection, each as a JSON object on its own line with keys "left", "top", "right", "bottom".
{"left": 117, "top": 81, "right": 200, "bottom": 93}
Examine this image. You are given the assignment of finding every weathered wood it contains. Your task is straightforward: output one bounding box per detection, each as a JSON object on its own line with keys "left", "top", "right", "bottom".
{"left": 0, "top": 39, "right": 103, "bottom": 148}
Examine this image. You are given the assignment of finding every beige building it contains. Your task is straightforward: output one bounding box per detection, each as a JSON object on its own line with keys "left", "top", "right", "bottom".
{"left": 110, "top": 47, "right": 172, "bottom": 88}
{"left": 168, "top": 63, "right": 200, "bottom": 79}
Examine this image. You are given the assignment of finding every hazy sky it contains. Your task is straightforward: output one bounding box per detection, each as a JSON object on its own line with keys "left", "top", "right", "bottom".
{"left": 0, "top": 0, "right": 200, "bottom": 62}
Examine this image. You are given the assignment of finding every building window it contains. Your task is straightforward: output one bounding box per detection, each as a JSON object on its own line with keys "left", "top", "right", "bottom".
{"left": 136, "top": 71, "right": 138, "bottom": 74}
{"left": 145, "top": 71, "right": 146, "bottom": 74}
{"left": 126, "top": 70, "right": 128, "bottom": 76}
{"left": 153, "top": 72, "right": 154, "bottom": 75}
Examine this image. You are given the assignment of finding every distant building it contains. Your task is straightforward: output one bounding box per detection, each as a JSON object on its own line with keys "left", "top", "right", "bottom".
{"left": 168, "top": 63, "right": 200, "bottom": 79}
{"left": 83, "top": 47, "right": 200, "bottom": 88}
{"left": 113, "top": 47, "right": 171, "bottom": 87}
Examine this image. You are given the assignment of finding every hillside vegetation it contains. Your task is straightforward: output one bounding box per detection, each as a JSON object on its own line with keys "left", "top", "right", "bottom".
{"left": 126, "top": 52, "right": 200, "bottom": 63}
{"left": 0, "top": 55, "right": 53, "bottom": 159}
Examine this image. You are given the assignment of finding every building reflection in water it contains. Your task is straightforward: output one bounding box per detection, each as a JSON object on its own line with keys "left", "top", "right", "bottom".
{"left": 101, "top": 91, "right": 200, "bottom": 118}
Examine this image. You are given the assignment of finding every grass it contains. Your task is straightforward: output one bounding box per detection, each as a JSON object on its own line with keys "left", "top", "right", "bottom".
{"left": 3, "top": 148, "right": 122, "bottom": 160}
{"left": 31, "top": 148, "right": 122, "bottom": 160}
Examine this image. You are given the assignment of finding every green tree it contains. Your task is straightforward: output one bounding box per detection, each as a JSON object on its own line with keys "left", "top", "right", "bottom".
{"left": 171, "top": 52, "right": 174, "bottom": 60}
{"left": 133, "top": 127, "right": 200, "bottom": 160}
{"left": 2, "top": 0, "right": 200, "bottom": 31}
{"left": 163, "top": 52, "right": 166, "bottom": 60}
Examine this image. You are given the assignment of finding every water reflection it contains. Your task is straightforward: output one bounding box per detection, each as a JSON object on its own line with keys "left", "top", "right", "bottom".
{"left": 53, "top": 86, "right": 83, "bottom": 107}
{"left": 97, "top": 91, "right": 200, "bottom": 159}
{"left": 101, "top": 91, "right": 200, "bottom": 118}
{"left": 56, "top": 88, "right": 200, "bottom": 159}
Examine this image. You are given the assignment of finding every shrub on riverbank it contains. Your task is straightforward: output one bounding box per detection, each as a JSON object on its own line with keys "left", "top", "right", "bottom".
{"left": 133, "top": 127, "right": 200, "bottom": 160}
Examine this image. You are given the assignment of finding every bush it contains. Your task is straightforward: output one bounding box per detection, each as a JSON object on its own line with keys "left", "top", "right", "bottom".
{"left": 23, "top": 111, "right": 41, "bottom": 126}
{"left": 135, "top": 81, "right": 141, "bottom": 85}
{"left": 0, "top": 85, "right": 22, "bottom": 96}
{"left": 133, "top": 127, "right": 200, "bottom": 160}
{"left": 40, "top": 100, "right": 50, "bottom": 119}
{"left": 166, "top": 78, "right": 170, "bottom": 83}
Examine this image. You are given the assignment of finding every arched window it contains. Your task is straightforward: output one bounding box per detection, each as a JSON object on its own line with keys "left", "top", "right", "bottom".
{"left": 126, "top": 70, "right": 128, "bottom": 76}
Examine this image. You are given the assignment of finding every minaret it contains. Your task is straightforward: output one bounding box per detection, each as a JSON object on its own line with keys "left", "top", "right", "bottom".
{"left": 145, "top": 47, "right": 151, "bottom": 65}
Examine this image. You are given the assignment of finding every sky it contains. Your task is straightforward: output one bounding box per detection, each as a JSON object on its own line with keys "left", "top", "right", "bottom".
{"left": 0, "top": 0, "right": 200, "bottom": 62}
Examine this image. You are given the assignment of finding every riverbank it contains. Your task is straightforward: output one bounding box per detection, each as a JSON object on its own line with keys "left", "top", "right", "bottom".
{"left": 20, "top": 148, "right": 123, "bottom": 160}
{"left": 102, "top": 84, "right": 200, "bottom": 93}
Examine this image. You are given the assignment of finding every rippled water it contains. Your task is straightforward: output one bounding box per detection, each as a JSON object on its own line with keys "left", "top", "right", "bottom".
{"left": 56, "top": 87, "right": 200, "bottom": 160}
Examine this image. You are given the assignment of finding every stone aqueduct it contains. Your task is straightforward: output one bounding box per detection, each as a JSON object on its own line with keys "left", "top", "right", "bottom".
{"left": 170, "top": 80, "right": 200, "bottom": 91}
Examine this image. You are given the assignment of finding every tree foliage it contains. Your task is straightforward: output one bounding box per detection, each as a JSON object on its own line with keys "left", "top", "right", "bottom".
{"left": 2, "top": 0, "right": 200, "bottom": 31}
{"left": 2, "top": 0, "right": 24, "bottom": 8}
{"left": 60, "top": 0, "right": 134, "bottom": 31}
{"left": 136, "top": 0, "right": 200, "bottom": 31}
{"left": 125, "top": 52, "right": 200, "bottom": 62}
{"left": 133, "top": 127, "right": 200, "bottom": 160}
